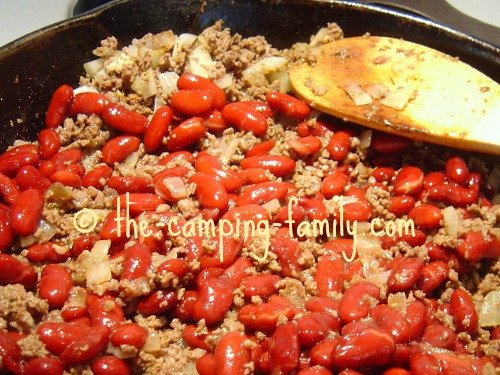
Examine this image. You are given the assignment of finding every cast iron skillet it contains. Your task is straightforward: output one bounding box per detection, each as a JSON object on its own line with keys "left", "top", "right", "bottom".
{"left": 0, "top": 0, "right": 498, "bottom": 152}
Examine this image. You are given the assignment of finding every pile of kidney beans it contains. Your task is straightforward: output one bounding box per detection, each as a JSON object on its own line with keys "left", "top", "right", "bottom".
{"left": 0, "top": 71, "right": 498, "bottom": 375}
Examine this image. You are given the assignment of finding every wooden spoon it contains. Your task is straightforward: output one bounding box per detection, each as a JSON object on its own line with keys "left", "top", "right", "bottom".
{"left": 289, "top": 36, "right": 500, "bottom": 155}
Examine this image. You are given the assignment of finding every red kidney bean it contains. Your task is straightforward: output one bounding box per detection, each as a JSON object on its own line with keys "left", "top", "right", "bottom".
{"left": 113, "top": 193, "right": 164, "bottom": 216}
{"left": 166, "top": 117, "right": 206, "bottom": 151}
{"left": 315, "top": 256, "right": 344, "bottom": 296}
{"left": 197, "top": 353, "right": 216, "bottom": 375}
{"left": 171, "top": 89, "right": 214, "bottom": 116}
{"left": 309, "top": 338, "right": 338, "bottom": 368}
{"left": 121, "top": 243, "right": 152, "bottom": 281}
{"left": 200, "top": 235, "right": 242, "bottom": 270}
{"left": 106, "top": 176, "right": 153, "bottom": 193}
{"left": 195, "top": 153, "right": 243, "bottom": 193}
{"left": 387, "top": 257, "right": 425, "bottom": 292}
{"left": 371, "top": 132, "right": 411, "bottom": 154}
{"left": 288, "top": 136, "right": 322, "bottom": 157}
{"left": 110, "top": 323, "right": 148, "bottom": 349}
{"left": 338, "top": 281, "right": 380, "bottom": 324}
{"left": 38, "top": 128, "right": 61, "bottom": 159}
{"left": 46, "top": 84, "right": 74, "bottom": 128}
{"left": 297, "top": 119, "right": 329, "bottom": 137}
{"left": 456, "top": 230, "right": 493, "bottom": 262}
{"left": 50, "top": 169, "right": 83, "bottom": 188}
{"left": 334, "top": 327, "right": 395, "bottom": 368}
{"left": 194, "top": 277, "right": 234, "bottom": 326}
{"left": 37, "top": 322, "right": 86, "bottom": 356}
{"left": 220, "top": 256, "right": 253, "bottom": 287}
{"left": 91, "top": 355, "right": 130, "bottom": 375}
{"left": 137, "top": 289, "right": 177, "bottom": 315}
{"left": 393, "top": 166, "right": 424, "bottom": 195}
{"left": 204, "top": 109, "right": 227, "bottom": 132}
{"left": 182, "top": 324, "right": 211, "bottom": 351}
{"left": 24, "top": 356, "right": 64, "bottom": 375}
{"left": 266, "top": 91, "right": 310, "bottom": 119}
{"left": 381, "top": 368, "right": 411, "bottom": 375}
{"left": 371, "top": 166, "right": 396, "bottom": 182}
{"left": 237, "top": 181, "right": 289, "bottom": 206}
{"left": 240, "top": 154, "right": 295, "bottom": 177}
{"left": 297, "top": 366, "right": 333, "bottom": 375}
{"left": 408, "top": 204, "right": 442, "bottom": 229}
{"left": 50, "top": 148, "right": 82, "bottom": 171}
{"left": 0, "top": 152, "right": 39, "bottom": 176}
{"left": 16, "top": 165, "right": 51, "bottom": 192}
{"left": 450, "top": 289, "right": 478, "bottom": 334}
{"left": 270, "top": 231, "right": 301, "bottom": 277}
{"left": 296, "top": 312, "right": 339, "bottom": 347}
{"left": 222, "top": 102, "right": 268, "bottom": 136}
{"left": 156, "top": 258, "right": 190, "bottom": 279}
{"left": 241, "top": 274, "right": 279, "bottom": 299}
{"left": 445, "top": 155, "right": 469, "bottom": 185}
{"left": 69, "top": 91, "right": 107, "bottom": 116}
{"left": 102, "top": 135, "right": 141, "bottom": 165}
{"left": 268, "top": 322, "right": 300, "bottom": 373}
{"left": 306, "top": 296, "right": 339, "bottom": 316}
{"left": 421, "top": 324, "right": 456, "bottom": 349}
{"left": 427, "top": 183, "right": 478, "bottom": 207}
{"left": 177, "top": 73, "right": 226, "bottom": 110}
{"left": 1, "top": 144, "right": 38, "bottom": 158}
{"left": 144, "top": 105, "right": 173, "bottom": 152}
{"left": 10, "top": 188, "right": 44, "bottom": 236}
{"left": 103, "top": 102, "right": 148, "bottom": 135}
{"left": 410, "top": 351, "right": 441, "bottom": 375}
{"left": 0, "top": 254, "right": 36, "bottom": 289}
{"left": 241, "top": 100, "right": 273, "bottom": 119}
{"left": 238, "top": 302, "right": 295, "bottom": 330}
{"left": 387, "top": 195, "right": 415, "bottom": 216}
{"left": 246, "top": 140, "right": 275, "bottom": 157}
{"left": 87, "top": 294, "right": 125, "bottom": 329}
{"left": 417, "top": 261, "right": 449, "bottom": 294}
{"left": 39, "top": 264, "right": 73, "bottom": 308}
{"left": 371, "top": 304, "right": 412, "bottom": 343}
{"left": 158, "top": 150, "right": 195, "bottom": 166}
{"left": 423, "top": 171, "right": 446, "bottom": 190}
{"left": 82, "top": 164, "right": 112, "bottom": 188}
{"left": 174, "top": 290, "right": 198, "bottom": 321}
{"left": 188, "top": 172, "right": 228, "bottom": 210}
{"left": 214, "top": 331, "right": 250, "bottom": 375}
{"left": 321, "top": 170, "right": 349, "bottom": 198}
{"left": 327, "top": 130, "right": 351, "bottom": 161}
{"left": 0, "top": 173, "right": 20, "bottom": 205}
{"left": 0, "top": 207, "right": 14, "bottom": 252}
{"left": 59, "top": 325, "right": 110, "bottom": 365}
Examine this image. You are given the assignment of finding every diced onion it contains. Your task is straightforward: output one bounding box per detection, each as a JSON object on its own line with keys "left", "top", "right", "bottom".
{"left": 359, "top": 130, "right": 372, "bottom": 149}
{"left": 267, "top": 70, "right": 291, "bottom": 92}
{"left": 188, "top": 39, "right": 216, "bottom": 78}
{"left": 83, "top": 58, "right": 104, "bottom": 77}
{"left": 242, "top": 56, "right": 288, "bottom": 86}
{"left": 479, "top": 290, "right": 500, "bottom": 327}
{"left": 380, "top": 85, "right": 416, "bottom": 110}
{"left": 220, "top": 138, "right": 240, "bottom": 165}
{"left": 213, "top": 74, "right": 234, "bottom": 89}
{"left": 73, "top": 86, "right": 99, "bottom": 95}
{"left": 171, "top": 33, "right": 197, "bottom": 60}
{"left": 365, "top": 83, "right": 388, "bottom": 99}
{"left": 442, "top": 206, "right": 459, "bottom": 238}
{"left": 158, "top": 71, "right": 180, "bottom": 96}
{"left": 342, "top": 83, "right": 373, "bottom": 106}
{"left": 142, "top": 333, "right": 162, "bottom": 353}
{"left": 262, "top": 198, "right": 281, "bottom": 214}
{"left": 156, "top": 177, "right": 188, "bottom": 200}
{"left": 123, "top": 150, "right": 141, "bottom": 169}
{"left": 19, "top": 235, "right": 36, "bottom": 248}
{"left": 107, "top": 343, "right": 134, "bottom": 359}
{"left": 131, "top": 68, "right": 157, "bottom": 100}
{"left": 80, "top": 239, "right": 112, "bottom": 285}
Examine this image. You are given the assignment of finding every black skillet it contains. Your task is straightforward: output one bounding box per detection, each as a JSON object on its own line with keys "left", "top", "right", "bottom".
{"left": 0, "top": 0, "right": 498, "bottom": 152}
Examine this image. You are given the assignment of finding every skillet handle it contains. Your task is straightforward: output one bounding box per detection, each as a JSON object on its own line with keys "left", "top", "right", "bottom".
{"left": 359, "top": 0, "right": 499, "bottom": 46}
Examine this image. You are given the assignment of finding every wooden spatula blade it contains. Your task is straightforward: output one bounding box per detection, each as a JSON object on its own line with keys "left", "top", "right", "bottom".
{"left": 289, "top": 36, "right": 500, "bottom": 154}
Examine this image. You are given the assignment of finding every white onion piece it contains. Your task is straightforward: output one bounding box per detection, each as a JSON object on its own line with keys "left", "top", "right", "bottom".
{"left": 342, "top": 83, "right": 373, "bottom": 106}
{"left": 19, "top": 235, "right": 36, "bottom": 248}
{"left": 381, "top": 85, "right": 416, "bottom": 110}
{"left": 365, "top": 83, "right": 389, "bottom": 99}
{"left": 262, "top": 198, "right": 281, "bottom": 214}
{"left": 188, "top": 40, "right": 216, "bottom": 78}
{"left": 142, "top": 332, "right": 161, "bottom": 353}
{"left": 359, "top": 130, "right": 373, "bottom": 149}
{"left": 83, "top": 58, "right": 104, "bottom": 77}
{"left": 171, "top": 33, "right": 197, "bottom": 59}
{"left": 80, "top": 239, "right": 112, "bottom": 286}
{"left": 123, "top": 150, "right": 140, "bottom": 169}
{"left": 107, "top": 342, "right": 134, "bottom": 359}
{"left": 220, "top": 138, "right": 240, "bottom": 165}
{"left": 158, "top": 71, "right": 180, "bottom": 96}
{"left": 157, "top": 177, "right": 188, "bottom": 200}
{"left": 267, "top": 70, "right": 291, "bottom": 92}
{"left": 242, "top": 56, "right": 288, "bottom": 86}
{"left": 479, "top": 290, "right": 500, "bottom": 327}
{"left": 131, "top": 68, "right": 157, "bottom": 99}
{"left": 73, "top": 86, "right": 99, "bottom": 95}
{"left": 213, "top": 74, "right": 234, "bottom": 89}
{"left": 442, "top": 206, "right": 459, "bottom": 237}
